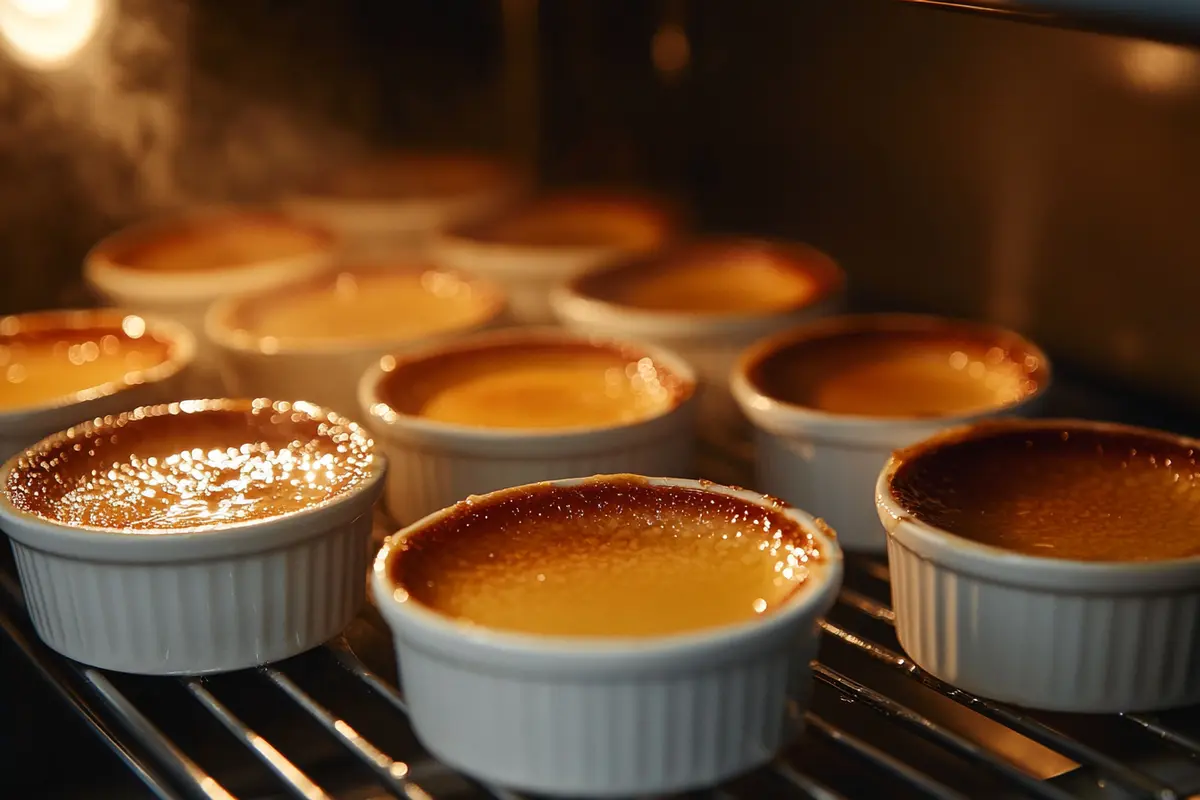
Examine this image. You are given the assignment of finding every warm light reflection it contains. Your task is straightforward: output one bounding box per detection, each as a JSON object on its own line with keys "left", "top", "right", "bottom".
{"left": 0, "top": 0, "right": 107, "bottom": 69}
{"left": 1120, "top": 41, "right": 1200, "bottom": 94}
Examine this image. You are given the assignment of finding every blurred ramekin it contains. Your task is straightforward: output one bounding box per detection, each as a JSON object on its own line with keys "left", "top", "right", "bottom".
{"left": 429, "top": 189, "right": 684, "bottom": 324}
{"left": 0, "top": 309, "right": 195, "bottom": 462}
{"left": 372, "top": 473, "right": 843, "bottom": 797}
{"left": 283, "top": 151, "right": 528, "bottom": 258}
{"left": 205, "top": 264, "right": 507, "bottom": 420}
{"left": 84, "top": 207, "right": 337, "bottom": 395}
{"left": 731, "top": 314, "right": 1049, "bottom": 551}
{"left": 878, "top": 419, "right": 1200, "bottom": 712}
{"left": 552, "top": 238, "right": 844, "bottom": 441}
{"left": 0, "top": 399, "right": 386, "bottom": 675}
{"left": 359, "top": 328, "right": 697, "bottom": 525}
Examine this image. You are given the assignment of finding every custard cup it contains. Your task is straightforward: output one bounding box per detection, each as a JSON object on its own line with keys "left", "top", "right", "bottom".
{"left": 0, "top": 399, "right": 387, "bottom": 675}
{"left": 204, "top": 265, "right": 508, "bottom": 420}
{"left": 359, "top": 328, "right": 697, "bottom": 525}
{"left": 372, "top": 474, "right": 843, "bottom": 797}
{"left": 731, "top": 314, "right": 1050, "bottom": 551}
{"left": 0, "top": 309, "right": 195, "bottom": 462}
{"left": 878, "top": 418, "right": 1200, "bottom": 713}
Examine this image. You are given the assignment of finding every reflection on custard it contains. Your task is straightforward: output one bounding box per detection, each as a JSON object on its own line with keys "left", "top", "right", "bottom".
{"left": 235, "top": 270, "right": 498, "bottom": 344}
{"left": 389, "top": 477, "right": 823, "bottom": 637}
{"left": 6, "top": 400, "right": 375, "bottom": 531}
{"left": 466, "top": 194, "right": 676, "bottom": 250}
{"left": 103, "top": 213, "right": 330, "bottom": 273}
{"left": 574, "top": 241, "right": 839, "bottom": 314}
{"left": 0, "top": 314, "right": 172, "bottom": 412}
{"left": 892, "top": 423, "right": 1200, "bottom": 562}
{"left": 376, "top": 340, "right": 689, "bottom": 430}
{"left": 749, "top": 324, "right": 1043, "bottom": 418}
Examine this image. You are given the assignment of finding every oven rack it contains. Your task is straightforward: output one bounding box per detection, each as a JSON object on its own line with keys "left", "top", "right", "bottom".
{"left": 4, "top": 540, "right": 1200, "bottom": 800}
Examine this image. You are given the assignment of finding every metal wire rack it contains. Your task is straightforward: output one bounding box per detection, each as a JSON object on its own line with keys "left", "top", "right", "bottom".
{"left": 3, "top": 440, "right": 1200, "bottom": 799}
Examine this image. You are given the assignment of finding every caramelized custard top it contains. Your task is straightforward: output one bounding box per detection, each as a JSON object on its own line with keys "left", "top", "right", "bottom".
{"left": 890, "top": 422, "right": 1200, "bottom": 561}
{"left": 5, "top": 401, "right": 375, "bottom": 532}
{"left": 0, "top": 313, "right": 174, "bottom": 413}
{"left": 747, "top": 319, "right": 1045, "bottom": 419}
{"left": 459, "top": 192, "right": 679, "bottom": 250}
{"left": 571, "top": 239, "right": 842, "bottom": 315}
{"left": 376, "top": 338, "right": 690, "bottom": 431}
{"left": 315, "top": 153, "right": 517, "bottom": 201}
{"left": 229, "top": 269, "right": 500, "bottom": 345}
{"left": 388, "top": 476, "right": 825, "bottom": 637}
{"left": 98, "top": 212, "right": 331, "bottom": 273}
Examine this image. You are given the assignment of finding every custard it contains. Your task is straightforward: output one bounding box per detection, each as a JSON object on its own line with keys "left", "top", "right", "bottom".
{"left": 747, "top": 319, "right": 1044, "bottom": 419}
{"left": 571, "top": 240, "right": 842, "bottom": 314}
{"left": 99, "top": 212, "right": 331, "bottom": 273}
{"left": 0, "top": 314, "right": 173, "bottom": 412}
{"left": 388, "top": 477, "right": 824, "bottom": 637}
{"left": 231, "top": 270, "right": 499, "bottom": 345}
{"left": 6, "top": 400, "right": 375, "bottom": 531}
{"left": 463, "top": 192, "right": 678, "bottom": 251}
{"left": 890, "top": 422, "right": 1200, "bottom": 561}
{"left": 377, "top": 339, "right": 689, "bottom": 430}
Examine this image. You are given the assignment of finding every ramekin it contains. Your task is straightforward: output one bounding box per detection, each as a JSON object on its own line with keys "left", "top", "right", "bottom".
{"left": 282, "top": 152, "right": 527, "bottom": 258}
{"left": 0, "top": 309, "right": 195, "bottom": 462}
{"left": 204, "top": 265, "right": 508, "bottom": 420}
{"left": 551, "top": 238, "right": 845, "bottom": 442}
{"left": 371, "top": 474, "right": 843, "bottom": 797}
{"left": 0, "top": 399, "right": 387, "bottom": 675}
{"left": 358, "top": 328, "right": 697, "bottom": 525}
{"left": 84, "top": 207, "right": 338, "bottom": 396}
{"left": 878, "top": 419, "right": 1200, "bottom": 713}
{"left": 731, "top": 314, "right": 1050, "bottom": 552}
{"left": 428, "top": 191, "right": 684, "bottom": 324}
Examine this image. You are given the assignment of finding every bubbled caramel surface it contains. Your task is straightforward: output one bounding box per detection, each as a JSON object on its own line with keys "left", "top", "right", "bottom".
{"left": 389, "top": 477, "right": 826, "bottom": 637}
{"left": 890, "top": 423, "right": 1200, "bottom": 561}
{"left": 747, "top": 320, "right": 1044, "bottom": 419}
{"left": 5, "top": 401, "right": 375, "bottom": 531}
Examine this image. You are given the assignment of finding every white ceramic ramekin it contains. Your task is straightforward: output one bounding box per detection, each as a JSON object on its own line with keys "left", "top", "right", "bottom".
{"left": 429, "top": 191, "right": 683, "bottom": 324}
{"left": 878, "top": 419, "right": 1200, "bottom": 713}
{"left": 0, "top": 399, "right": 386, "bottom": 675}
{"left": 359, "top": 328, "right": 698, "bottom": 526}
{"left": 0, "top": 309, "right": 195, "bottom": 462}
{"left": 372, "top": 474, "right": 843, "bottom": 797}
{"left": 84, "top": 207, "right": 337, "bottom": 396}
{"left": 204, "top": 266, "right": 508, "bottom": 420}
{"left": 551, "top": 238, "right": 845, "bottom": 442}
{"left": 730, "top": 314, "right": 1050, "bottom": 552}
{"left": 283, "top": 152, "right": 527, "bottom": 258}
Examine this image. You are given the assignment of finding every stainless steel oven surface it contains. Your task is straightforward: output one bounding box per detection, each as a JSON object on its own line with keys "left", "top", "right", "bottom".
{"left": 3, "top": 1, "right": 1200, "bottom": 798}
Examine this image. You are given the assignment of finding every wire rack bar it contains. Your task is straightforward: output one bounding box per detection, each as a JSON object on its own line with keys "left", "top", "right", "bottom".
{"left": 772, "top": 761, "right": 852, "bottom": 800}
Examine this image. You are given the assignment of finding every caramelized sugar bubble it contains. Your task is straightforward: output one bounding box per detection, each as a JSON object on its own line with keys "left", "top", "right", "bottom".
{"left": 389, "top": 477, "right": 824, "bottom": 637}
{"left": 891, "top": 422, "right": 1200, "bottom": 561}
{"left": 232, "top": 270, "right": 499, "bottom": 345}
{"left": 747, "top": 320, "right": 1044, "bottom": 419}
{"left": 376, "top": 339, "right": 691, "bottom": 431}
{"left": 6, "top": 400, "right": 375, "bottom": 532}
{"left": 0, "top": 314, "right": 174, "bottom": 412}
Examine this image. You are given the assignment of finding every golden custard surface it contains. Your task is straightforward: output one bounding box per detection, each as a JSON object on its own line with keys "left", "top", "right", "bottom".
{"left": 470, "top": 196, "right": 672, "bottom": 250}
{"left": 114, "top": 215, "right": 328, "bottom": 273}
{"left": 6, "top": 403, "right": 374, "bottom": 531}
{"left": 750, "top": 327, "right": 1042, "bottom": 418}
{"left": 379, "top": 342, "right": 686, "bottom": 430}
{"left": 240, "top": 271, "right": 495, "bottom": 343}
{"left": 390, "top": 478, "right": 823, "bottom": 637}
{"left": 0, "top": 319, "right": 172, "bottom": 412}
{"left": 892, "top": 425, "right": 1200, "bottom": 561}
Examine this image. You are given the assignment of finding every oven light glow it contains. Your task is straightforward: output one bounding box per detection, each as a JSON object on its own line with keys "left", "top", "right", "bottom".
{"left": 0, "top": 0, "right": 107, "bottom": 69}
{"left": 1120, "top": 41, "right": 1199, "bottom": 94}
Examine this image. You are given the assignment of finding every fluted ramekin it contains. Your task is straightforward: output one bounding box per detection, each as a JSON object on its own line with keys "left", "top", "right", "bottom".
{"left": 0, "top": 399, "right": 386, "bottom": 675}
{"left": 0, "top": 309, "right": 195, "bottom": 462}
{"left": 359, "top": 328, "right": 697, "bottom": 525}
{"left": 878, "top": 418, "right": 1200, "bottom": 713}
{"left": 551, "top": 238, "right": 845, "bottom": 443}
{"left": 731, "top": 314, "right": 1050, "bottom": 551}
{"left": 372, "top": 474, "right": 843, "bottom": 797}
